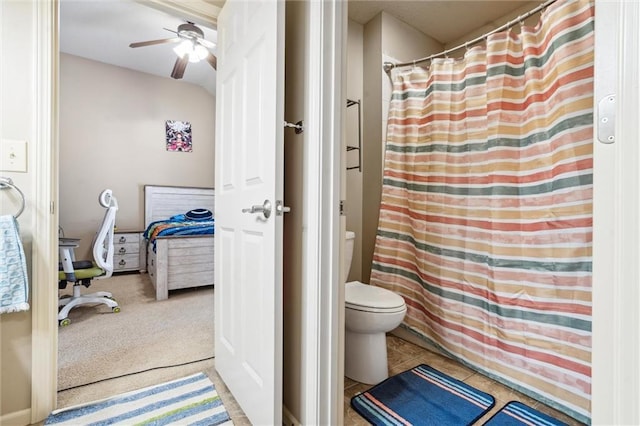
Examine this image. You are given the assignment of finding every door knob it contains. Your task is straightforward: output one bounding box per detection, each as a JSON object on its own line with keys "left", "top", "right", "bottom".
{"left": 242, "top": 200, "right": 272, "bottom": 219}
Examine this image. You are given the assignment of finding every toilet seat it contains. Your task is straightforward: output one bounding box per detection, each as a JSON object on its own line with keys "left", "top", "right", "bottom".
{"left": 345, "top": 281, "right": 406, "bottom": 313}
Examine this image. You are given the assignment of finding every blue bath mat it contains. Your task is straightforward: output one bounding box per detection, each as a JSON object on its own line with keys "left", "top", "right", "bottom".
{"left": 351, "top": 364, "right": 495, "bottom": 426}
{"left": 483, "top": 401, "right": 568, "bottom": 426}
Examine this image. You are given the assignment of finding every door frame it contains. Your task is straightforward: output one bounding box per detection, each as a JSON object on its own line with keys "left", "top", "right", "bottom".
{"left": 301, "top": 1, "right": 346, "bottom": 424}
{"left": 591, "top": 0, "right": 640, "bottom": 423}
{"left": 31, "top": 0, "right": 344, "bottom": 424}
{"left": 30, "top": 0, "right": 59, "bottom": 422}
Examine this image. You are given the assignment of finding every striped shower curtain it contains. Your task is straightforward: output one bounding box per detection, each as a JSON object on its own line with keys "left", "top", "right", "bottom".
{"left": 370, "top": 0, "right": 594, "bottom": 423}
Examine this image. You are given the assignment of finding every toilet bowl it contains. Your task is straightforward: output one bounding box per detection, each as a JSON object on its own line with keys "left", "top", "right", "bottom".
{"left": 344, "top": 232, "right": 407, "bottom": 385}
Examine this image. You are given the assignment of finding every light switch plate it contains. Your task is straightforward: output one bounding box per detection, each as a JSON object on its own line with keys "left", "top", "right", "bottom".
{"left": 1, "top": 139, "right": 28, "bottom": 172}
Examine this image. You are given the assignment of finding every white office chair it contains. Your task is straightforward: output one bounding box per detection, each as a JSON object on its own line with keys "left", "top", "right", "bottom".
{"left": 58, "top": 189, "right": 121, "bottom": 326}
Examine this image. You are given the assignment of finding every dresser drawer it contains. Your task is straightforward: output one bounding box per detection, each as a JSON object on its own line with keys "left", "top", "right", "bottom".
{"left": 113, "top": 230, "right": 145, "bottom": 272}
{"left": 115, "top": 233, "right": 140, "bottom": 246}
{"left": 115, "top": 242, "right": 139, "bottom": 256}
{"left": 114, "top": 254, "right": 140, "bottom": 271}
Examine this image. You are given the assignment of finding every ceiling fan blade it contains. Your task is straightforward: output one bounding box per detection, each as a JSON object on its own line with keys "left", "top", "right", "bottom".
{"left": 171, "top": 55, "right": 189, "bottom": 79}
{"left": 129, "top": 37, "right": 181, "bottom": 48}
{"left": 205, "top": 52, "right": 217, "bottom": 70}
{"left": 198, "top": 38, "right": 216, "bottom": 49}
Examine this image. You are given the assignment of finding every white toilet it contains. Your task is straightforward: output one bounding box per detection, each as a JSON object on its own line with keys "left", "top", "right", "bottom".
{"left": 344, "top": 231, "right": 407, "bottom": 384}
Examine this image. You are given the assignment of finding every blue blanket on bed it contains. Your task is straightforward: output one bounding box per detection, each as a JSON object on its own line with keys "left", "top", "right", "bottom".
{"left": 144, "top": 213, "right": 214, "bottom": 252}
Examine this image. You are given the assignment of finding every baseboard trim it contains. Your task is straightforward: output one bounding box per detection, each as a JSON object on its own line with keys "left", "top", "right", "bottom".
{"left": 0, "top": 408, "right": 31, "bottom": 426}
{"left": 282, "top": 405, "right": 301, "bottom": 426}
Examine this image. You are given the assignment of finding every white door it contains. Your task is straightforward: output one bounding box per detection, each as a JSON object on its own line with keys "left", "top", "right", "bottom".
{"left": 214, "top": 0, "right": 284, "bottom": 425}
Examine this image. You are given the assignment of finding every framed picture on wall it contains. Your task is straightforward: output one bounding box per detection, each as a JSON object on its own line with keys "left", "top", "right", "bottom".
{"left": 166, "top": 120, "right": 193, "bottom": 152}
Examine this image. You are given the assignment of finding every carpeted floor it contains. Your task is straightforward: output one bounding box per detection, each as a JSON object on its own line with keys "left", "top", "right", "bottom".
{"left": 56, "top": 272, "right": 250, "bottom": 424}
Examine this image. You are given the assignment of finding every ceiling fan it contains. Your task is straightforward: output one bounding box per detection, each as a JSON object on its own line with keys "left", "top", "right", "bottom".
{"left": 129, "top": 22, "right": 217, "bottom": 80}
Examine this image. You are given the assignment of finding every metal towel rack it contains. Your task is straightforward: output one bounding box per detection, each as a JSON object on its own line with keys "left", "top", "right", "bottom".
{"left": 0, "top": 177, "right": 26, "bottom": 218}
{"left": 347, "top": 98, "right": 362, "bottom": 171}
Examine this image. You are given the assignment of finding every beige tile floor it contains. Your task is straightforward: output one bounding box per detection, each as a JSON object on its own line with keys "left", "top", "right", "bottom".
{"left": 344, "top": 334, "right": 587, "bottom": 426}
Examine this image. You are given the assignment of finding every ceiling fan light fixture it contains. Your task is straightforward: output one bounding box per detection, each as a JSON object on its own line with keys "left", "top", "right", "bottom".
{"left": 194, "top": 44, "right": 209, "bottom": 60}
{"left": 173, "top": 39, "right": 208, "bottom": 63}
{"left": 173, "top": 40, "right": 192, "bottom": 58}
{"left": 131, "top": 22, "right": 217, "bottom": 77}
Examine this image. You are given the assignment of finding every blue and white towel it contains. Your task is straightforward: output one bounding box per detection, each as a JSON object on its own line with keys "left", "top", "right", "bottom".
{"left": 0, "top": 215, "right": 29, "bottom": 314}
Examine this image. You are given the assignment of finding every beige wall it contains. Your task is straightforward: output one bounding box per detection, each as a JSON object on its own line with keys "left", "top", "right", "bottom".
{"left": 0, "top": 1, "right": 36, "bottom": 419}
{"left": 346, "top": 20, "right": 363, "bottom": 282}
{"left": 444, "top": 2, "right": 539, "bottom": 54}
{"left": 380, "top": 12, "right": 443, "bottom": 65}
{"left": 361, "top": 14, "right": 383, "bottom": 284}
{"left": 59, "top": 54, "right": 215, "bottom": 259}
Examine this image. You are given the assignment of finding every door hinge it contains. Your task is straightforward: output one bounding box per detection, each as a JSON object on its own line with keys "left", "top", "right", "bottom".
{"left": 284, "top": 120, "right": 304, "bottom": 134}
{"left": 597, "top": 94, "right": 615, "bottom": 144}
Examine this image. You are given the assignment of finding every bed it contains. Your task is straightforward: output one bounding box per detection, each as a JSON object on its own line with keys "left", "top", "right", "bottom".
{"left": 144, "top": 185, "right": 215, "bottom": 300}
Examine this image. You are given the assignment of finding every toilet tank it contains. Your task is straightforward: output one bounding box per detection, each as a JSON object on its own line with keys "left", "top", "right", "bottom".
{"left": 345, "top": 231, "right": 355, "bottom": 283}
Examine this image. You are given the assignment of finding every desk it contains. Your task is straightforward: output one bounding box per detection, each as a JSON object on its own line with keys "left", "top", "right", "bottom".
{"left": 59, "top": 238, "right": 80, "bottom": 281}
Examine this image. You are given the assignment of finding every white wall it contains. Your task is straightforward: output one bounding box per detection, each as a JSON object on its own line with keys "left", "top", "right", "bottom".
{"left": 59, "top": 54, "right": 216, "bottom": 259}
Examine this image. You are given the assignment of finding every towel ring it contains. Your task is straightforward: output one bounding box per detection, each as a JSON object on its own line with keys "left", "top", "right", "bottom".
{"left": 0, "top": 177, "right": 26, "bottom": 218}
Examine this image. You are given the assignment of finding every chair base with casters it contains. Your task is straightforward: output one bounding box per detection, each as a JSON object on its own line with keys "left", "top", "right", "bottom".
{"left": 58, "top": 266, "right": 121, "bottom": 327}
{"left": 57, "top": 189, "right": 121, "bottom": 327}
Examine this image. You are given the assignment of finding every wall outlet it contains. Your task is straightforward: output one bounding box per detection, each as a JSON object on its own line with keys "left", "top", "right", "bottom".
{"left": 0, "top": 139, "right": 28, "bottom": 172}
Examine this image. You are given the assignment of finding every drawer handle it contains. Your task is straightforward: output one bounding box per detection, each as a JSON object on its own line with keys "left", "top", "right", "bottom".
{"left": 119, "top": 236, "right": 127, "bottom": 243}
{"left": 119, "top": 247, "right": 126, "bottom": 254}
{"left": 119, "top": 259, "right": 126, "bottom": 266}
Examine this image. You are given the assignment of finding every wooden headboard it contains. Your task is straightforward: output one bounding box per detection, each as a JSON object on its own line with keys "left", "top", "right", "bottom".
{"left": 144, "top": 185, "right": 215, "bottom": 227}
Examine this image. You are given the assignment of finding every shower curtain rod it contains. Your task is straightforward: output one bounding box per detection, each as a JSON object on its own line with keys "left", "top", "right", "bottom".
{"left": 383, "top": 0, "right": 558, "bottom": 73}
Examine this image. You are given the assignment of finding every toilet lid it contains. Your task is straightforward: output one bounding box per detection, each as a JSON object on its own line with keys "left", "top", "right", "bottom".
{"left": 345, "top": 281, "right": 406, "bottom": 312}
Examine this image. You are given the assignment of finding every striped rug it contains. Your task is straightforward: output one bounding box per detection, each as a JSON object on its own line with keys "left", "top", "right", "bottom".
{"left": 483, "top": 401, "right": 568, "bottom": 426}
{"left": 351, "top": 364, "right": 495, "bottom": 425}
{"left": 45, "top": 373, "right": 232, "bottom": 425}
